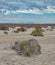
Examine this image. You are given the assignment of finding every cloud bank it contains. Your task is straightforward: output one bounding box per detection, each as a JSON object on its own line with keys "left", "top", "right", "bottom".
{"left": 0, "top": 0, "right": 55, "bottom": 15}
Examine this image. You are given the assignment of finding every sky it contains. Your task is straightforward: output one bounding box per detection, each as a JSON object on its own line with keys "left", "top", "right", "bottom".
{"left": 0, "top": 0, "right": 55, "bottom": 24}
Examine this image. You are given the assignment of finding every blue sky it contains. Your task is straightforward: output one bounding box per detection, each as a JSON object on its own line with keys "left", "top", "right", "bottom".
{"left": 0, "top": 0, "right": 55, "bottom": 24}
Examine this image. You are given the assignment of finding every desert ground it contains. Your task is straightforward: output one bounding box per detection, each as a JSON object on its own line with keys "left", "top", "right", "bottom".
{"left": 0, "top": 25, "right": 55, "bottom": 65}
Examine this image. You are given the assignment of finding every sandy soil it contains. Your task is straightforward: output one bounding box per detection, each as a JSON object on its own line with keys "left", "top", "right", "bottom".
{"left": 0, "top": 27, "right": 55, "bottom": 65}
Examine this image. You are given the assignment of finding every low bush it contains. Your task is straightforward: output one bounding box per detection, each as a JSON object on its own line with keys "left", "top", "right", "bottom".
{"left": 0, "top": 25, "right": 9, "bottom": 30}
{"left": 14, "top": 39, "right": 41, "bottom": 57}
{"left": 14, "top": 30, "right": 19, "bottom": 33}
{"left": 20, "top": 27, "right": 27, "bottom": 32}
{"left": 31, "top": 28, "right": 43, "bottom": 36}
{"left": 4, "top": 31, "right": 8, "bottom": 34}
{"left": 14, "top": 27, "right": 26, "bottom": 33}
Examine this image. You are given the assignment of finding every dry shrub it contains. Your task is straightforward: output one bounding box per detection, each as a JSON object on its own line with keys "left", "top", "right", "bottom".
{"left": 14, "top": 27, "right": 26, "bottom": 33}
{"left": 14, "top": 39, "right": 41, "bottom": 57}
{"left": 4, "top": 31, "right": 8, "bottom": 34}
{"left": 14, "top": 28, "right": 21, "bottom": 33}
{"left": 51, "top": 26, "right": 55, "bottom": 29}
{"left": 31, "top": 27, "right": 43, "bottom": 36}
{"left": 14, "top": 30, "right": 19, "bottom": 33}
{"left": 0, "top": 25, "right": 9, "bottom": 30}
{"left": 20, "top": 27, "right": 27, "bottom": 32}
{"left": 19, "top": 41, "right": 36, "bottom": 56}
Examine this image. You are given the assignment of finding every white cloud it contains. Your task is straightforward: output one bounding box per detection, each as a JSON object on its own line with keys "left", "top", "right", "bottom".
{"left": 1, "top": 8, "right": 43, "bottom": 15}
{"left": 4, "top": 10, "right": 11, "bottom": 15}
{"left": 44, "top": 6, "right": 55, "bottom": 13}
{"left": 14, "top": 9, "right": 43, "bottom": 14}
{"left": 0, "top": 0, "right": 55, "bottom": 15}
{"left": 0, "top": 5, "right": 55, "bottom": 15}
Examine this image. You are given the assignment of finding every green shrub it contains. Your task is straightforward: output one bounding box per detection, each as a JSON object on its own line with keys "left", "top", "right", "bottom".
{"left": 31, "top": 27, "right": 43, "bottom": 36}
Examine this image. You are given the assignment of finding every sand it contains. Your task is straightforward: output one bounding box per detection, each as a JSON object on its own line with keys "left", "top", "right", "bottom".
{"left": 0, "top": 27, "right": 55, "bottom": 65}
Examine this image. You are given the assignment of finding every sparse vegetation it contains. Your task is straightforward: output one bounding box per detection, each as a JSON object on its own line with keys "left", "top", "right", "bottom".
{"left": 14, "top": 39, "right": 41, "bottom": 57}
{"left": 14, "top": 27, "right": 27, "bottom": 33}
{"left": 51, "top": 26, "right": 55, "bottom": 29}
{"left": 20, "top": 27, "right": 26, "bottom": 32}
{"left": 31, "top": 26, "right": 43, "bottom": 36}
{"left": 0, "top": 25, "right": 9, "bottom": 30}
{"left": 4, "top": 31, "right": 8, "bottom": 34}
{"left": 14, "top": 30, "right": 19, "bottom": 33}
{"left": 14, "top": 29, "right": 20, "bottom": 33}
{"left": 19, "top": 41, "right": 37, "bottom": 56}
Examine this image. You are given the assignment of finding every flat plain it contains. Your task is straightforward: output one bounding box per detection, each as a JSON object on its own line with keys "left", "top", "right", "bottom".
{"left": 0, "top": 24, "right": 55, "bottom": 65}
